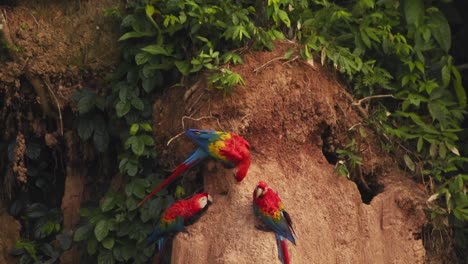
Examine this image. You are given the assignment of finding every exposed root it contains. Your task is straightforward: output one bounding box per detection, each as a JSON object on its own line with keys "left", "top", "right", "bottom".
{"left": 44, "top": 77, "right": 63, "bottom": 135}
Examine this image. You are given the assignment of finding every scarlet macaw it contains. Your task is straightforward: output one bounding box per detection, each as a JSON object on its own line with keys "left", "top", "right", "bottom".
{"left": 253, "top": 181, "right": 296, "bottom": 264}
{"left": 138, "top": 129, "right": 250, "bottom": 207}
{"left": 147, "top": 192, "right": 213, "bottom": 252}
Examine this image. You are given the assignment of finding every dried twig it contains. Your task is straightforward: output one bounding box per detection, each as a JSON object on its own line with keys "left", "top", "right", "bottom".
{"left": 182, "top": 115, "right": 221, "bottom": 130}
{"left": 30, "top": 13, "right": 39, "bottom": 27}
{"left": 166, "top": 131, "right": 185, "bottom": 146}
{"left": 167, "top": 115, "right": 222, "bottom": 146}
{"left": 352, "top": 94, "right": 395, "bottom": 106}
{"left": 282, "top": 55, "right": 299, "bottom": 65}
{"left": 348, "top": 123, "right": 362, "bottom": 131}
{"left": 253, "top": 56, "right": 284, "bottom": 73}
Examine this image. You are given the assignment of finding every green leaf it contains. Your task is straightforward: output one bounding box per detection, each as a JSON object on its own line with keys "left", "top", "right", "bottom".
{"left": 142, "top": 76, "right": 159, "bottom": 93}
{"left": 87, "top": 239, "right": 98, "bottom": 255}
{"left": 118, "top": 31, "right": 155, "bottom": 41}
{"left": 441, "top": 65, "right": 450, "bottom": 88}
{"left": 277, "top": 10, "right": 291, "bottom": 27}
{"left": 135, "top": 53, "right": 150, "bottom": 65}
{"left": 438, "top": 142, "right": 446, "bottom": 159}
{"left": 145, "top": 5, "right": 160, "bottom": 30}
{"left": 140, "top": 123, "right": 152, "bottom": 132}
{"left": 115, "top": 101, "right": 131, "bottom": 117}
{"left": 283, "top": 49, "right": 294, "bottom": 60}
{"left": 452, "top": 66, "right": 467, "bottom": 107}
{"left": 140, "top": 198, "right": 163, "bottom": 222}
{"left": 430, "top": 142, "right": 438, "bottom": 159}
{"left": 127, "top": 163, "right": 138, "bottom": 177}
{"left": 78, "top": 93, "right": 96, "bottom": 114}
{"left": 121, "top": 244, "right": 136, "bottom": 261}
{"left": 428, "top": 9, "right": 451, "bottom": 52}
{"left": 175, "top": 61, "right": 191, "bottom": 76}
{"left": 125, "top": 179, "right": 149, "bottom": 199}
{"left": 140, "top": 135, "right": 154, "bottom": 146}
{"left": 101, "top": 197, "right": 115, "bottom": 212}
{"left": 403, "top": 154, "right": 415, "bottom": 171}
{"left": 78, "top": 118, "right": 95, "bottom": 140}
{"left": 403, "top": 0, "right": 424, "bottom": 26}
{"left": 456, "top": 175, "right": 464, "bottom": 191}
{"left": 94, "top": 220, "right": 109, "bottom": 242}
{"left": 131, "top": 98, "right": 144, "bottom": 111}
{"left": 445, "top": 141, "right": 460, "bottom": 156}
{"left": 130, "top": 124, "right": 139, "bottom": 136}
{"left": 126, "top": 197, "right": 138, "bottom": 210}
{"left": 102, "top": 237, "right": 115, "bottom": 250}
{"left": 98, "top": 249, "right": 115, "bottom": 264}
{"left": 408, "top": 113, "right": 439, "bottom": 134}
{"left": 175, "top": 185, "right": 186, "bottom": 199}
{"left": 141, "top": 45, "right": 171, "bottom": 56}
{"left": 453, "top": 208, "right": 468, "bottom": 221}
{"left": 417, "top": 137, "right": 423, "bottom": 152}
{"left": 25, "top": 203, "right": 48, "bottom": 218}
{"left": 74, "top": 224, "right": 93, "bottom": 242}
{"left": 131, "top": 137, "right": 145, "bottom": 156}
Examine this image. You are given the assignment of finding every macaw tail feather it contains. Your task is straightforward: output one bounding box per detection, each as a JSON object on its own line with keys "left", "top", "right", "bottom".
{"left": 137, "top": 148, "right": 208, "bottom": 207}
{"left": 154, "top": 254, "right": 161, "bottom": 264}
{"left": 276, "top": 234, "right": 290, "bottom": 264}
{"left": 157, "top": 237, "right": 165, "bottom": 252}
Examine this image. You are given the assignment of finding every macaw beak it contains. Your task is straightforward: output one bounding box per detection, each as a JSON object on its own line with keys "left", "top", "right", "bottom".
{"left": 255, "top": 188, "right": 263, "bottom": 199}
{"left": 207, "top": 194, "right": 213, "bottom": 204}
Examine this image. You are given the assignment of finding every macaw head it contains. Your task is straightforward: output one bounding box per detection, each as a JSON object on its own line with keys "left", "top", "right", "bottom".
{"left": 192, "top": 192, "right": 213, "bottom": 209}
{"left": 234, "top": 155, "right": 251, "bottom": 182}
{"left": 254, "top": 181, "right": 269, "bottom": 199}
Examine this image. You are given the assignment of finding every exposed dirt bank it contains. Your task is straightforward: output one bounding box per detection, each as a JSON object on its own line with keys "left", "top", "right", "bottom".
{"left": 152, "top": 42, "right": 427, "bottom": 264}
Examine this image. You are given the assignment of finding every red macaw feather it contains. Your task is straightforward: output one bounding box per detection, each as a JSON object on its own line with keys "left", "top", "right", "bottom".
{"left": 147, "top": 193, "right": 212, "bottom": 245}
{"left": 253, "top": 181, "right": 296, "bottom": 264}
{"left": 138, "top": 129, "right": 251, "bottom": 207}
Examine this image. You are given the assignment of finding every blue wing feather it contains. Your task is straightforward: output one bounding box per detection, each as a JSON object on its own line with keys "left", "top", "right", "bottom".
{"left": 253, "top": 204, "right": 295, "bottom": 245}
{"left": 183, "top": 148, "right": 209, "bottom": 167}
{"left": 146, "top": 216, "right": 185, "bottom": 245}
{"left": 185, "top": 129, "right": 222, "bottom": 150}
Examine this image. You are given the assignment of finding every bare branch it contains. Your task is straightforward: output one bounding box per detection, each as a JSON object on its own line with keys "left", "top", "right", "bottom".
{"left": 352, "top": 94, "right": 395, "bottom": 106}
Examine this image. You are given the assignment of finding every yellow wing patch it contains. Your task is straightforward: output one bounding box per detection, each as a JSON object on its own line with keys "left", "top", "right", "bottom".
{"left": 207, "top": 132, "right": 231, "bottom": 161}
{"left": 160, "top": 217, "right": 175, "bottom": 229}
{"left": 260, "top": 207, "right": 282, "bottom": 221}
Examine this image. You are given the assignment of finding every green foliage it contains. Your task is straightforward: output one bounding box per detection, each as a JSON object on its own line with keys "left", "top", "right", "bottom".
{"left": 69, "top": 0, "right": 467, "bottom": 262}
{"left": 336, "top": 138, "right": 363, "bottom": 179}
{"left": 288, "top": 0, "right": 467, "bottom": 252}
{"left": 10, "top": 204, "right": 69, "bottom": 264}
{"left": 73, "top": 89, "right": 111, "bottom": 152}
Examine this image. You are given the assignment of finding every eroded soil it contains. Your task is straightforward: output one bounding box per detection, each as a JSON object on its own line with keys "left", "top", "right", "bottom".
{"left": 152, "top": 42, "right": 428, "bottom": 264}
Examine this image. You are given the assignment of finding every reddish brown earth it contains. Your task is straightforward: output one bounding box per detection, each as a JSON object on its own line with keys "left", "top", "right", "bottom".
{"left": 0, "top": 205, "right": 20, "bottom": 264}
{"left": 152, "top": 42, "right": 428, "bottom": 263}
